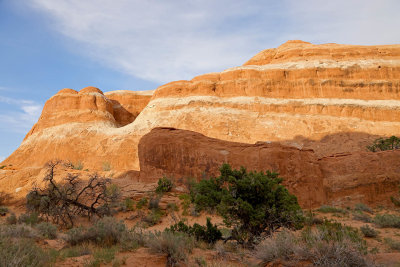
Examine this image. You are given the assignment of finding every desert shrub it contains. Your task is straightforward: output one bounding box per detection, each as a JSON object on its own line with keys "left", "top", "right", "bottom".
{"left": 167, "top": 217, "right": 222, "bottom": 244}
{"left": 373, "top": 214, "right": 400, "bottom": 228}
{"left": 148, "top": 196, "right": 161, "bottom": 210}
{"left": 179, "top": 194, "right": 191, "bottom": 215}
{"left": 18, "top": 212, "right": 41, "bottom": 225}
{"left": 85, "top": 247, "right": 117, "bottom": 267}
{"left": 6, "top": 213, "right": 17, "bottom": 224}
{"left": 0, "top": 206, "right": 8, "bottom": 216}
{"left": 0, "top": 165, "right": 5, "bottom": 169}
{"left": 136, "top": 197, "right": 148, "bottom": 210}
{"left": 355, "top": 203, "right": 373, "bottom": 213}
{"left": 166, "top": 202, "right": 179, "bottom": 212}
{"left": 318, "top": 205, "right": 348, "bottom": 214}
{"left": 36, "top": 222, "right": 58, "bottom": 239}
{"left": 360, "top": 225, "right": 379, "bottom": 238}
{"left": 142, "top": 208, "right": 163, "bottom": 227}
{"left": 385, "top": 238, "right": 400, "bottom": 251}
{"left": 255, "top": 229, "right": 296, "bottom": 263}
{"left": 256, "top": 221, "right": 372, "bottom": 267}
{"left": 72, "top": 160, "right": 84, "bottom": 170}
{"left": 66, "top": 217, "right": 127, "bottom": 246}
{"left": 102, "top": 162, "right": 111, "bottom": 171}
{"left": 120, "top": 198, "right": 135, "bottom": 212}
{"left": 190, "top": 164, "right": 303, "bottom": 245}
{"left": 353, "top": 212, "right": 372, "bottom": 223}
{"left": 0, "top": 224, "right": 39, "bottom": 239}
{"left": 146, "top": 231, "right": 195, "bottom": 267}
{"left": 61, "top": 244, "right": 92, "bottom": 258}
{"left": 86, "top": 217, "right": 127, "bottom": 246}
{"left": 27, "top": 161, "right": 121, "bottom": 227}
{"left": 0, "top": 192, "right": 10, "bottom": 205}
{"left": 65, "top": 227, "right": 86, "bottom": 246}
{"left": 367, "top": 136, "right": 400, "bottom": 152}
{"left": 0, "top": 237, "right": 52, "bottom": 267}
{"left": 156, "top": 177, "right": 174, "bottom": 194}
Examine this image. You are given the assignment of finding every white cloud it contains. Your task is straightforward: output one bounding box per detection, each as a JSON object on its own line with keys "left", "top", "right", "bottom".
{"left": 25, "top": 0, "right": 400, "bottom": 83}
{"left": 0, "top": 95, "right": 42, "bottom": 134}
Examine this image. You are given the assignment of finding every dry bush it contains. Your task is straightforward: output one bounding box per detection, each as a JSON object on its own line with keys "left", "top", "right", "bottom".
{"left": 146, "top": 231, "right": 195, "bottom": 267}
{"left": 27, "top": 161, "right": 120, "bottom": 227}
{"left": 255, "top": 222, "right": 375, "bottom": 267}
{"left": 65, "top": 217, "right": 126, "bottom": 246}
{"left": 373, "top": 214, "right": 400, "bottom": 228}
{"left": 0, "top": 237, "right": 52, "bottom": 267}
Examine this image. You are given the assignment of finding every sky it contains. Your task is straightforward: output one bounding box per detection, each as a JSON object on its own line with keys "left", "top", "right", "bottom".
{"left": 0, "top": 0, "right": 400, "bottom": 161}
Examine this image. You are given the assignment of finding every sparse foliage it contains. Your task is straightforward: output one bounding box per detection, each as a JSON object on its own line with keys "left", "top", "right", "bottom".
{"left": 26, "top": 161, "right": 121, "bottom": 227}
{"left": 156, "top": 177, "right": 174, "bottom": 194}
{"left": 166, "top": 217, "right": 222, "bottom": 244}
{"left": 367, "top": 136, "right": 400, "bottom": 152}
{"left": 360, "top": 225, "right": 378, "bottom": 238}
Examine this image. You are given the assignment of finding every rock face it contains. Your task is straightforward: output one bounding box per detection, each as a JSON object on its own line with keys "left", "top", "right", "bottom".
{"left": 1, "top": 41, "right": 400, "bottom": 206}
{"left": 139, "top": 127, "right": 400, "bottom": 207}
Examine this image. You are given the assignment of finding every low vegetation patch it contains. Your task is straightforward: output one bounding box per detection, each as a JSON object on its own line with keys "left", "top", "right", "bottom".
{"left": 255, "top": 220, "right": 372, "bottom": 267}
{"left": 385, "top": 238, "right": 400, "bottom": 251}
{"left": 166, "top": 217, "right": 222, "bottom": 244}
{"left": 354, "top": 203, "right": 373, "bottom": 213}
{"left": 318, "top": 205, "right": 348, "bottom": 214}
{"left": 146, "top": 231, "right": 195, "bottom": 267}
{"left": 0, "top": 237, "right": 53, "bottom": 267}
{"left": 367, "top": 136, "right": 400, "bottom": 152}
{"left": 156, "top": 177, "right": 174, "bottom": 194}
{"left": 373, "top": 214, "right": 400, "bottom": 228}
{"left": 353, "top": 211, "right": 372, "bottom": 223}
{"left": 360, "top": 225, "right": 379, "bottom": 238}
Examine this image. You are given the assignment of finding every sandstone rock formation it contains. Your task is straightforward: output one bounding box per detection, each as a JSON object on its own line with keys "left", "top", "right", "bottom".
{"left": 1, "top": 41, "right": 400, "bottom": 207}
{"left": 139, "top": 127, "right": 400, "bottom": 207}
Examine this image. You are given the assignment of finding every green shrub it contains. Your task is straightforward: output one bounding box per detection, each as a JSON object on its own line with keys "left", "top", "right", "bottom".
{"left": 0, "top": 224, "right": 39, "bottom": 239}
{"left": 36, "top": 222, "right": 58, "bottom": 239}
{"left": 142, "top": 208, "right": 163, "bottom": 227}
{"left": 367, "top": 136, "right": 400, "bottom": 152}
{"left": 85, "top": 247, "right": 117, "bottom": 267}
{"left": 6, "top": 213, "right": 17, "bottom": 224}
{"left": 120, "top": 198, "right": 135, "bottom": 212}
{"left": 72, "top": 160, "right": 84, "bottom": 170}
{"left": 190, "top": 164, "right": 304, "bottom": 245}
{"left": 0, "top": 206, "right": 8, "bottom": 216}
{"left": 256, "top": 221, "right": 372, "bottom": 267}
{"left": 0, "top": 237, "right": 52, "bottom": 267}
{"left": 354, "top": 203, "right": 373, "bottom": 213}
{"left": 0, "top": 165, "right": 5, "bottom": 169}
{"left": 353, "top": 212, "right": 372, "bottom": 223}
{"left": 146, "top": 231, "right": 195, "bottom": 267}
{"left": 136, "top": 197, "right": 148, "bottom": 210}
{"left": 66, "top": 217, "right": 127, "bottom": 246}
{"left": 102, "top": 162, "right": 111, "bottom": 171}
{"left": 167, "top": 218, "right": 222, "bottom": 244}
{"left": 148, "top": 196, "right": 161, "bottom": 210}
{"left": 156, "top": 177, "right": 174, "bottom": 194}
{"left": 166, "top": 203, "right": 179, "bottom": 212}
{"left": 179, "top": 194, "right": 191, "bottom": 216}
{"left": 318, "top": 205, "right": 348, "bottom": 214}
{"left": 373, "top": 214, "right": 400, "bottom": 228}
{"left": 360, "top": 225, "right": 379, "bottom": 238}
{"left": 385, "top": 238, "right": 400, "bottom": 251}
{"left": 61, "top": 244, "right": 92, "bottom": 258}
{"left": 18, "top": 212, "right": 41, "bottom": 225}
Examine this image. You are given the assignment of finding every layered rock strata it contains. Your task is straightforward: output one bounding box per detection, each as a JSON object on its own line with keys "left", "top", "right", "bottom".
{"left": 139, "top": 128, "right": 400, "bottom": 207}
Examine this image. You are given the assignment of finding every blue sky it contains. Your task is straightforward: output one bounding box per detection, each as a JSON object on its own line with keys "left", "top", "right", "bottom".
{"left": 1, "top": 0, "right": 400, "bottom": 161}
